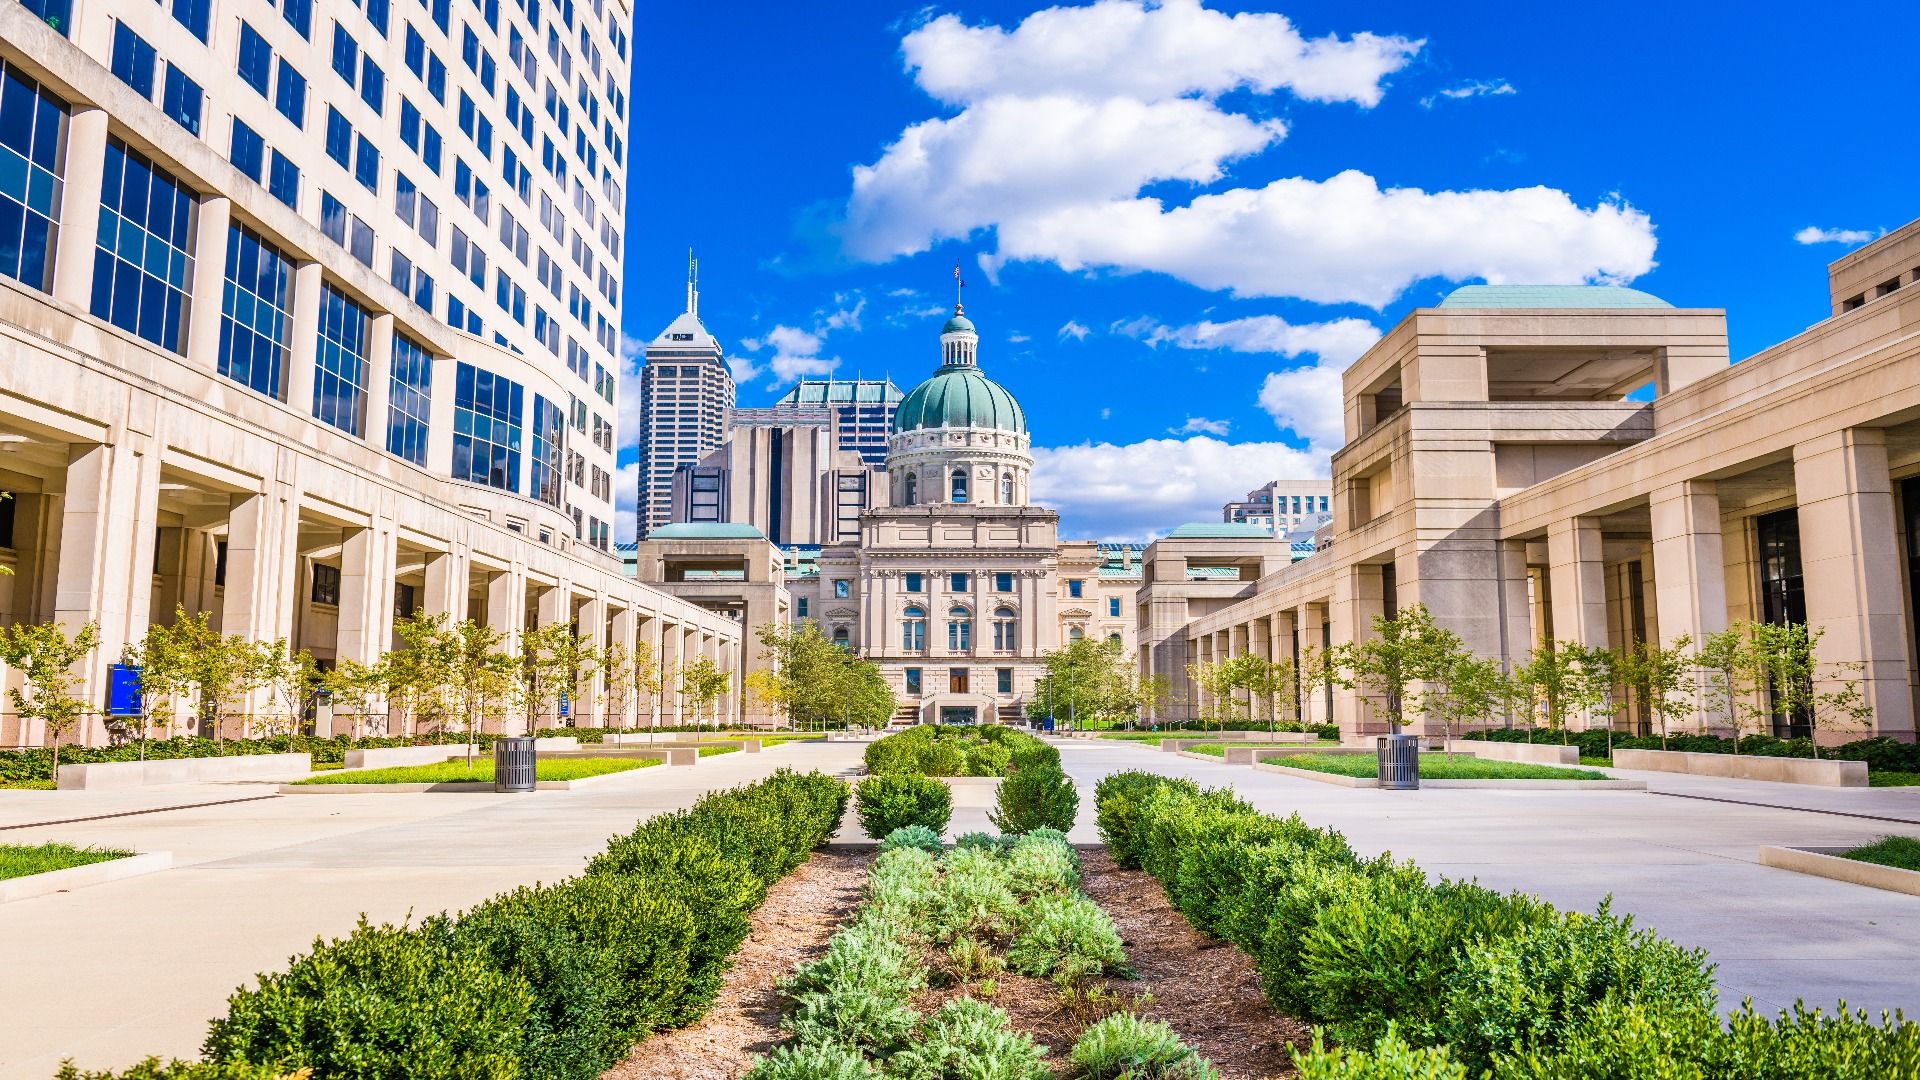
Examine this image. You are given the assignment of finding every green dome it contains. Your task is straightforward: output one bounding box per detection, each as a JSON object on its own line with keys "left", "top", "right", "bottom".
{"left": 894, "top": 365, "right": 1026, "bottom": 435}
{"left": 943, "top": 312, "right": 975, "bottom": 334}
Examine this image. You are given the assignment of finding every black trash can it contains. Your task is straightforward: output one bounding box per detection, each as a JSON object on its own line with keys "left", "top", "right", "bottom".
{"left": 1376, "top": 733, "right": 1419, "bottom": 790}
{"left": 494, "top": 736, "right": 537, "bottom": 793}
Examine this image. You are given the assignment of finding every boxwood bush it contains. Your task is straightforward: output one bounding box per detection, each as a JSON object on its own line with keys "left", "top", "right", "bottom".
{"left": 110, "top": 770, "right": 851, "bottom": 1080}
{"left": 856, "top": 773, "right": 953, "bottom": 839}
{"left": 1095, "top": 770, "right": 1920, "bottom": 1075}
{"left": 989, "top": 761, "right": 1079, "bottom": 834}
{"left": 1464, "top": 728, "right": 1920, "bottom": 771}
{"left": 862, "top": 725, "right": 1056, "bottom": 777}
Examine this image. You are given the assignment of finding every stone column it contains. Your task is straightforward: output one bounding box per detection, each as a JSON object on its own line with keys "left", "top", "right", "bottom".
{"left": 286, "top": 263, "right": 324, "bottom": 415}
{"left": 364, "top": 314, "right": 396, "bottom": 453}
{"left": 1794, "top": 429, "right": 1915, "bottom": 741}
{"left": 334, "top": 522, "right": 396, "bottom": 672}
{"left": 422, "top": 548, "right": 468, "bottom": 620}
{"left": 1333, "top": 565, "right": 1386, "bottom": 733}
{"left": 425, "top": 356, "right": 457, "bottom": 475}
{"left": 644, "top": 612, "right": 666, "bottom": 727}
{"left": 485, "top": 565, "right": 526, "bottom": 657}
{"left": 51, "top": 107, "right": 109, "bottom": 308}
{"left": 183, "top": 197, "right": 233, "bottom": 373}
{"left": 576, "top": 592, "right": 607, "bottom": 726}
{"left": 1547, "top": 517, "right": 1609, "bottom": 648}
{"left": 659, "top": 619, "right": 683, "bottom": 725}
{"left": 53, "top": 439, "right": 160, "bottom": 742}
{"left": 1650, "top": 481, "right": 1728, "bottom": 731}
{"left": 1300, "top": 604, "right": 1329, "bottom": 728}
{"left": 610, "top": 606, "right": 638, "bottom": 728}
{"left": 220, "top": 482, "right": 299, "bottom": 736}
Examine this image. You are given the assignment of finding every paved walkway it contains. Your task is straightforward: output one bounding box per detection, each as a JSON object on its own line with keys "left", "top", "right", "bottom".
{"left": 1053, "top": 740, "right": 1920, "bottom": 1019}
{"left": 0, "top": 742, "right": 867, "bottom": 1079}
{"left": 7, "top": 737, "right": 1919, "bottom": 1076}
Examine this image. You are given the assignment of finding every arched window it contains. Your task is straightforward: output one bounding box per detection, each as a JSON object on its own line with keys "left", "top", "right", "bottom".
{"left": 947, "top": 605, "right": 972, "bottom": 651}
{"left": 1108, "top": 632, "right": 1122, "bottom": 645}
{"left": 832, "top": 626, "right": 851, "bottom": 648}
{"left": 993, "top": 607, "right": 1017, "bottom": 651}
{"left": 951, "top": 468, "right": 968, "bottom": 503}
{"left": 904, "top": 473, "right": 917, "bottom": 504}
{"left": 901, "top": 606, "right": 926, "bottom": 651}
{"left": 1000, "top": 473, "right": 1013, "bottom": 503}
{"left": 1068, "top": 626, "right": 1085, "bottom": 642}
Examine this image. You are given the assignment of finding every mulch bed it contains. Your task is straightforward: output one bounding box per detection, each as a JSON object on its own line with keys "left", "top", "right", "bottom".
{"left": 603, "top": 845, "right": 1309, "bottom": 1079}
{"left": 601, "top": 848, "right": 873, "bottom": 1080}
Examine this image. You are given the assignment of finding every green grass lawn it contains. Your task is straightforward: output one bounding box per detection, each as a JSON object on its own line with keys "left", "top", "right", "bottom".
{"left": 1579, "top": 755, "right": 1613, "bottom": 768}
{"left": 0, "top": 778, "right": 58, "bottom": 790}
{"left": 1185, "top": 742, "right": 1310, "bottom": 758}
{"left": 1868, "top": 771, "right": 1920, "bottom": 787}
{"left": 1840, "top": 836, "right": 1920, "bottom": 872}
{"left": 1273, "top": 752, "right": 1610, "bottom": 781}
{"left": 757, "top": 734, "right": 826, "bottom": 746}
{"left": 295, "top": 756, "right": 659, "bottom": 785}
{"left": 0, "top": 841, "right": 135, "bottom": 880}
{"left": 698, "top": 744, "right": 742, "bottom": 757}
{"left": 1097, "top": 732, "right": 1170, "bottom": 742}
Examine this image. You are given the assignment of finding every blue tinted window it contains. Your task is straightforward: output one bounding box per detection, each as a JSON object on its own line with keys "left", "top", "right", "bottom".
{"left": 237, "top": 24, "right": 272, "bottom": 95}
{"left": 313, "top": 284, "right": 369, "bottom": 435}
{"left": 161, "top": 66, "right": 202, "bottom": 135}
{"left": 330, "top": 24, "right": 358, "bottom": 83}
{"left": 92, "top": 140, "right": 195, "bottom": 353}
{"left": 229, "top": 120, "right": 264, "bottom": 180}
{"left": 218, "top": 224, "right": 292, "bottom": 398}
{"left": 530, "top": 396, "right": 563, "bottom": 506}
{"left": 110, "top": 24, "right": 156, "bottom": 98}
{"left": 20, "top": 0, "right": 72, "bottom": 36}
{"left": 268, "top": 151, "right": 299, "bottom": 207}
{"left": 274, "top": 60, "right": 306, "bottom": 125}
{"left": 386, "top": 333, "right": 433, "bottom": 465}
{"left": 169, "top": 0, "right": 210, "bottom": 40}
{"left": 280, "top": 0, "right": 311, "bottom": 37}
{"left": 354, "top": 134, "right": 378, "bottom": 191}
{"left": 324, "top": 107, "right": 351, "bottom": 166}
{"left": 365, "top": 0, "right": 390, "bottom": 36}
{"left": 359, "top": 57, "right": 384, "bottom": 113}
{"left": 452, "top": 362, "right": 523, "bottom": 490}
{"left": 0, "top": 61, "right": 68, "bottom": 293}
{"left": 404, "top": 26, "right": 425, "bottom": 78}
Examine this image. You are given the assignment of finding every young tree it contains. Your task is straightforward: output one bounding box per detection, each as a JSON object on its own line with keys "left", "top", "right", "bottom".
{"left": 1346, "top": 605, "right": 1456, "bottom": 734}
{"left": 1564, "top": 642, "right": 1621, "bottom": 746}
{"left": 1037, "top": 635, "right": 1138, "bottom": 729}
{"left": 1514, "top": 642, "right": 1583, "bottom": 743}
{"left": 259, "top": 642, "right": 321, "bottom": 738}
{"left": 631, "top": 638, "right": 663, "bottom": 728}
{"left": 679, "top": 656, "right": 730, "bottom": 729}
{"left": 391, "top": 611, "right": 460, "bottom": 737}
{"left": 1696, "top": 624, "right": 1765, "bottom": 752}
{"left": 451, "top": 619, "right": 518, "bottom": 758}
{"left": 324, "top": 657, "right": 390, "bottom": 739}
{"left": 1752, "top": 620, "right": 1817, "bottom": 752}
{"left": 1296, "top": 641, "right": 1350, "bottom": 732}
{"left": 1620, "top": 635, "right": 1694, "bottom": 752}
{"left": 599, "top": 641, "right": 633, "bottom": 730}
{"left": 1812, "top": 659, "right": 1875, "bottom": 757}
{"left": 0, "top": 621, "right": 99, "bottom": 772}
{"left": 1416, "top": 651, "right": 1508, "bottom": 760}
{"left": 751, "top": 622, "right": 895, "bottom": 730}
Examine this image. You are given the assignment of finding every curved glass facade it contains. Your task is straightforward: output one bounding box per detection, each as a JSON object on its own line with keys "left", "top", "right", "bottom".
{"left": 452, "top": 362, "right": 522, "bottom": 491}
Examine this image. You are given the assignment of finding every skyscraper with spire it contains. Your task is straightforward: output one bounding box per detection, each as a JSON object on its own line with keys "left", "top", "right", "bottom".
{"left": 637, "top": 258, "right": 736, "bottom": 539}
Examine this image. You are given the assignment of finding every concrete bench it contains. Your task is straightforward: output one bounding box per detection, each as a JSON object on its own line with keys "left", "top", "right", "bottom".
{"left": 1447, "top": 740, "right": 1579, "bottom": 766}
{"left": 342, "top": 745, "right": 468, "bottom": 770}
{"left": 57, "top": 753, "right": 312, "bottom": 790}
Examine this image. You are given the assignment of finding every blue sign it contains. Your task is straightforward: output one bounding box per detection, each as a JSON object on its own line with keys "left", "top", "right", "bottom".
{"left": 558, "top": 693, "right": 570, "bottom": 717}
{"left": 107, "top": 663, "right": 142, "bottom": 717}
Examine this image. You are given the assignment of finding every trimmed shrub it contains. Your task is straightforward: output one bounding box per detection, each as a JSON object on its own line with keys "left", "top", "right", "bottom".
{"left": 1007, "top": 894, "right": 1131, "bottom": 983}
{"left": 741, "top": 1043, "right": 879, "bottom": 1080}
{"left": 55, "top": 1062, "right": 309, "bottom": 1080}
{"left": 954, "top": 831, "right": 1017, "bottom": 855}
{"left": 203, "top": 918, "right": 532, "bottom": 1079}
{"left": 990, "top": 762, "right": 1080, "bottom": 834}
{"left": 964, "top": 741, "right": 1013, "bottom": 776}
{"left": 856, "top": 773, "right": 952, "bottom": 839}
{"left": 878, "top": 825, "right": 944, "bottom": 854}
{"left": 1439, "top": 903, "right": 1718, "bottom": 1072}
{"left": 862, "top": 725, "right": 1054, "bottom": 777}
{"left": 1291, "top": 1027, "right": 1468, "bottom": 1080}
{"left": 1003, "top": 831, "right": 1080, "bottom": 897}
{"left": 1067, "top": 1013, "right": 1219, "bottom": 1080}
{"left": 1091, "top": 771, "right": 1195, "bottom": 867}
{"left": 886, "top": 997, "right": 1050, "bottom": 1080}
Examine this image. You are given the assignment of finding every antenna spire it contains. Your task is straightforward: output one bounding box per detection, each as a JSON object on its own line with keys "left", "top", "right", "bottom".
{"left": 686, "top": 249, "right": 698, "bottom": 316}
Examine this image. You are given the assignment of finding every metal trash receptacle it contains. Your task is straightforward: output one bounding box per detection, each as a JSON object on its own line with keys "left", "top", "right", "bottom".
{"left": 1376, "top": 733, "right": 1419, "bottom": 790}
{"left": 495, "top": 736, "right": 537, "bottom": 793}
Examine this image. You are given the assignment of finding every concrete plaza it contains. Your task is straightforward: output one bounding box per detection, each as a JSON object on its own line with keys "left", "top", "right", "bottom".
{"left": 4, "top": 738, "right": 1919, "bottom": 1077}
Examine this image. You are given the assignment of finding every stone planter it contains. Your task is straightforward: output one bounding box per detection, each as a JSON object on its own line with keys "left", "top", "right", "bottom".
{"left": 1447, "top": 740, "right": 1580, "bottom": 766}
{"left": 1759, "top": 846, "right": 1920, "bottom": 896}
{"left": 0, "top": 851, "right": 173, "bottom": 903}
{"left": 56, "top": 754, "right": 311, "bottom": 790}
{"left": 1611, "top": 749, "right": 1866, "bottom": 786}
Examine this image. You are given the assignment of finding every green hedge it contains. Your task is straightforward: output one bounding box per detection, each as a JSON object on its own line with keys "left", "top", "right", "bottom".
{"left": 1464, "top": 728, "right": 1920, "bottom": 772}
{"left": 863, "top": 725, "right": 1057, "bottom": 777}
{"left": 856, "top": 773, "right": 953, "bottom": 839}
{"left": 60, "top": 771, "right": 849, "bottom": 1079}
{"left": 1093, "top": 771, "right": 1919, "bottom": 1075}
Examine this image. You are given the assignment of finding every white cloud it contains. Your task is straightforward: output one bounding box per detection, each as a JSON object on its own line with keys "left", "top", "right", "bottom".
{"left": 1058, "top": 320, "right": 1092, "bottom": 341}
{"left": 754, "top": 324, "right": 841, "bottom": 383}
{"left": 1099, "top": 407, "right": 1112, "bottom": 420}
{"left": 1794, "top": 226, "right": 1880, "bottom": 246}
{"left": 616, "top": 334, "right": 649, "bottom": 455}
{"left": 1033, "top": 436, "right": 1327, "bottom": 540}
{"left": 842, "top": 4, "right": 1654, "bottom": 310}
{"left": 1420, "top": 78, "right": 1516, "bottom": 108}
{"left": 902, "top": 0, "right": 1421, "bottom": 108}
{"left": 1125, "top": 313, "right": 1383, "bottom": 366}
{"left": 1257, "top": 363, "right": 1348, "bottom": 450}
{"left": 1008, "top": 331, "right": 1032, "bottom": 343}
{"left": 822, "top": 294, "right": 866, "bottom": 331}
{"left": 986, "top": 171, "right": 1657, "bottom": 308}
{"left": 1169, "top": 416, "right": 1231, "bottom": 436}
{"left": 844, "top": 95, "right": 1283, "bottom": 261}
{"left": 613, "top": 460, "right": 639, "bottom": 542}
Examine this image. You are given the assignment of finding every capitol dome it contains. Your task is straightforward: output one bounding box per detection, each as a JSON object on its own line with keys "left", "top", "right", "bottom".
{"left": 886, "top": 303, "right": 1034, "bottom": 507}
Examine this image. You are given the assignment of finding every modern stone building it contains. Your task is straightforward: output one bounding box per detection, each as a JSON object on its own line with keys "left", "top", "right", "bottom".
{"left": 636, "top": 270, "right": 734, "bottom": 539}
{"left": 668, "top": 410, "right": 884, "bottom": 545}
{"left": 0, "top": 0, "right": 742, "bottom": 744}
{"left": 1222, "top": 479, "right": 1331, "bottom": 537}
{"left": 1153, "top": 224, "right": 1920, "bottom": 743}
{"left": 735, "top": 378, "right": 903, "bottom": 467}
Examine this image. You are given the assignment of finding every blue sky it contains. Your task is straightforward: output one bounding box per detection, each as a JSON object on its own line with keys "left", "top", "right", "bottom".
{"left": 618, "top": 0, "right": 1919, "bottom": 541}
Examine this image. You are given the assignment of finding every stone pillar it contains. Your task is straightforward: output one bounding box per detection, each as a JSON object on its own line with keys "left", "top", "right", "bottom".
{"left": 422, "top": 548, "right": 468, "bottom": 620}
{"left": 334, "top": 522, "right": 396, "bottom": 671}
{"left": 51, "top": 107, "right": 109, "bottom": 308}
{"left": 659, "top": 619, "right": 683, "bottom": 725}
{"left": 610, "top": 606, "right": 638, "bottom": 728}
{"left": 425, "top": 356, "right": 457, "bottom": 475}
{"left": 183, "top": 196, "right": 233, "bottom": 372}
{"left": 1794, "top": 429, "right": 1915, "bottom": 741}
{"left": 1651, "top": 481, "right": 1728, "bottom": 731}
{"left": 1333, "top": 565, "right": 1386, "bottom": 734}
{"left": 576, "top": 593, "right": 607, "bottom": 726}
{"left": 1547, "top": 517, "right": 1609, "bottom": 648}
{"left": 1298, "top": 604, "right": 1327, "bottom": 727}
{"left": 485, "top": 565, "right": 526, "bottom": 657}
{"left": 220, "top": 483, "right": 298, "bottom": 735}
{"left": 286, "top": 263, "right": 324, "bottom": 416}
{"left": 53, "top": 439, "right": 160, "bottom": 742}
{"left": 364, "top": 314, "right": 396, "bottom": 453}
{"left": 644, "top": 612, "right": 666, "bottom": 727}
